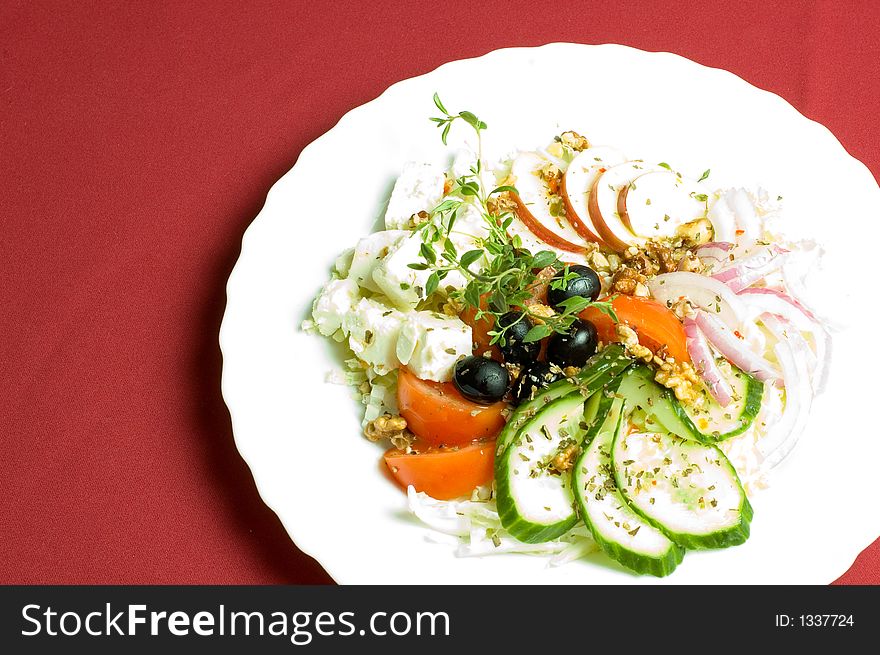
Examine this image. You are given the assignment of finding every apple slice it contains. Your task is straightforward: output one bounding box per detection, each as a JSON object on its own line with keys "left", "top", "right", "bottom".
{"left": 509, "top": 152, "right": 588, "bottom": 254}
{"left": 561, "top": 146, "right": 627, "bottom": 245}
{"left": 618, "top": 170, "right": 708, "bottom": 239}
{"left": 588, "top": 161, "right": 657, "bottom": 251}
{"left": 505, "top": 212, "right": 589, "bottom": 266}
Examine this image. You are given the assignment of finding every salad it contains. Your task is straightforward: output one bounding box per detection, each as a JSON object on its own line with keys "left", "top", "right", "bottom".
{"left": 304, "top": 95, "right": 829, "bottom": 576}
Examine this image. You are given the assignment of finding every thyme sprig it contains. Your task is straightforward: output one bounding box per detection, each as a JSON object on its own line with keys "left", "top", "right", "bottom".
{"left": 411, "top": 94, "right": 617, "bottom": 347}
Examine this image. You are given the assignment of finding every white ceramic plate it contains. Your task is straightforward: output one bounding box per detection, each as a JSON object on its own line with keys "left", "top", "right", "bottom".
{"left": 220, "top": 43, "right": 880, "bottom": 584}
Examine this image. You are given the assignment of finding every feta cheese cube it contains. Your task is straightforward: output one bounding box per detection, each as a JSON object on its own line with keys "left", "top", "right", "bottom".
{"left": 372, "top": 232, "right": 467, "bottom": 310}
{"left": 311, "top": 277, "right": 360, "bottom": 336}
{"left": 348, "top": 230, "right": 408, "bottom": 292}
{"left": 342, "top": 298, "right": 406, "bottom": 375}
{"left": 384, "top": 162, "right": 446, "bottom": 230}
{"left": 396, "top": 312, "right": 472, "bottom": 382}
{"left": 447, "top": 202, "right": 490, "bottom": 267}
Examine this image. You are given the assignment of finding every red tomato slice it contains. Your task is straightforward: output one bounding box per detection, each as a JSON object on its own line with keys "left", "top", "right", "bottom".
{"left": 384, "top": 440, "right": 495, "bottom": 500}
{"left": 580, "top": 295, "right": 690, "bottom": 364}
{"left": 397, "top": 368, "right": 507, "bottom": 447}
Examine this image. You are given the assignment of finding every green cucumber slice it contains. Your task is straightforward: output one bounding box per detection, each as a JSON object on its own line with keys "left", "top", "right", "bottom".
{"left": 495, "top": 393, "right": 589, "bottom": 543}
{"left": 573, "top": 392, "right": 685, "bottom": 576}
{"left": 618, "top": 365, "right": 762, "bottom": 443}
{"left": 682, "top": 366, "right": 764, "bottom": 440}
{"left": 611, "top": 428, "right": 752, "bottom": 549}
{"left": 496, "top": 344, "right": 632, "bottom": 456}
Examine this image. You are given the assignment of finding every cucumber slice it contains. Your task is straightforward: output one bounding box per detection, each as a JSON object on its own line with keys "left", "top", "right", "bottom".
{"left": 611, "top": 429, "right": 752, "bottom": 549}
{"left": 681, "top": 366, "right": 764, "bottom": 440}
{"left": 496, "top": 344, "right": 633, "bottom": 455}
{"left": 573, "top": 394, "right": 685, "bottom": 577}
{"left": 495, "top": 393, "right": 590, "bottom": 542}
{"left": 618, "top": 365, "right": 762, "bottom": 443}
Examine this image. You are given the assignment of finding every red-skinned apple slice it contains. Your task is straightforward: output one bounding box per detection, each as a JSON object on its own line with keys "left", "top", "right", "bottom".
{"left": 509, "top": 152, "right": 588, "bottom": 254}
{"left": 588, "top": 161, "right": 657, "bottom": 251}
{"left": 561, "top": 146, "right": 627, "bottom": 245}
{"left": 618, "top": 170, "right": 708, "bottom": 239}
{"left": 504, "top": 211, "right": 589, "bottom": 265}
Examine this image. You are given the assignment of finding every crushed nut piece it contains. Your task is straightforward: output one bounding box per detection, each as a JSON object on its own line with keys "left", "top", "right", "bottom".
{"left": 669, "top": 297, "right": 694, "bottom": 320}
{"left": 364, "top": 414, "right": 411, "bottom": 444}
{"left": 676, "top": 218, "right": 714, "bottom": 247}
{"left": 611, "top": 266, "right": 648, "bottom": 295}
{"left": 487, "top": 191, "right": 518, "bottom": 216}
{"left": 589, "top": 250, "right": 611, "bottom": 272}
{"left": 676, "top": 251, "right": 704, "bottom": 274}
{"left": 654, "top": 359, "right": 703, "bottom": 406}
{"left": 558, "top": 131, "right": 590, "bottom": 152}
{"left": 617, "top": 324, "right": 653, "bottom": 362}
{"left": 549, "top": 440, "right": 580, "bottom": 474}
{"left": 563, "top": 366, "right": 581, "bottom": 377}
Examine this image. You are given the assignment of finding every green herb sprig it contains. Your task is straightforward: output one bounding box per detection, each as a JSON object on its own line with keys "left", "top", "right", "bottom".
{"left": 412, "top": 94, "right": 617, "bottom": 347}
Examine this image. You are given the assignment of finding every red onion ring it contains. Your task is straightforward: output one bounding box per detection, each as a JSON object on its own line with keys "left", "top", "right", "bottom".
{"left": 683, "top": 317, "right": 733, "bottom": 406}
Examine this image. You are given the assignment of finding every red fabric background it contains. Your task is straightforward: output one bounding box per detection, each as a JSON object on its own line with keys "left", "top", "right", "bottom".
{"left": 1, "top": 0, "right": 877, "bottom": 584}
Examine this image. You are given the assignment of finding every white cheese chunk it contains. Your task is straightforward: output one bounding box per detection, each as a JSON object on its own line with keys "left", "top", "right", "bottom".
{"left": 311, "top": 277, "right": 360, "bottom": 336}
{"left": 342, "top": 298, "right": 406, "bottom": 376}
{"left": 396, "top": 312, "right": 472, "bottom": 382}
{"left": 447, "top": 202, "right": 490, "bottom": 260}
{"left": 348, "top": 230, "right": 409, "bottom": 292}
{"left": 384, "top": 162, "right": 446, "bottom": 229}
{"left": 372, "top": 231, "right": 469, "bottom": 310}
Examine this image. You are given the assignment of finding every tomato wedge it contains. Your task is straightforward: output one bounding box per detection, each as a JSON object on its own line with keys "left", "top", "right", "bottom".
{"left": 384, "top": 440, "right": 495, "bottom": 500}
{"left": 397, "top": 368, "right": 507, "bottom": 446}
{"left": 580, "top": 295, "right": 690, "bottom": 363}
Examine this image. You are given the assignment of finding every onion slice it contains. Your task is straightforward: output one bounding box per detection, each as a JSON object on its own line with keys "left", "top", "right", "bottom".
{"left": 739, "top": 287, "right": 830, "bottom": 394}
{"left": 757, "top": 315, "right": 814, "bottom": 468}
{"left": 712, "top": 245, "right": 787, "bottom": 293}
{"left": 649, "top": 271, "right": 747, "bottom": 330}
{"left": 684, "top": 317, "right": 733, "bottom": 406}
{"left": 694, "top": 310, "right": 780, "bottom": 385}
{"left": 694, "top": 241, "right": 735, "bottom": 269}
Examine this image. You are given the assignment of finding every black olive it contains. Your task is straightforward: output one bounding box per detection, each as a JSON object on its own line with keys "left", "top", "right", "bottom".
{"left": 496, "top": 311, "right": 541, "bottom": 364}
{"left": 453, "top": 356, "right": 510, "bottom": 404}
{"left": 546, "top": 318, "right": 598, "bottom": 368}
{"left": 547, "top": 265, "right": 601, "bottom": 308}
{"left": 511, "top": 361, "right": 563, "bottom": 406}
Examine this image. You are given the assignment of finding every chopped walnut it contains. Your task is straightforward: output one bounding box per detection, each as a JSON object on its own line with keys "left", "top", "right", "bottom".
{"left": 617, "top": 324, "right": 653, "bottom": 362}
{"left": 654, "top": 359, "right": 703, "bottom": 406}
{"left": 486, "top": 191, "right": 518, "bottom": 216}
{"left": 669, "top": 297, "right": 694, "bottom": 320}
{"left": 589, "top": 250, "right": 611, "bottom": 272}
{"left": 611, "top": 266, "right": 648, "bottom": 295}
{"left": 558, "top": 131, "right": 590, "bottom": 152}
{"left": 549, "top": 440, "right": 580, "bottom": 474}
{"left": 364, "top": 414, "right": 411, "bottom": 445}
{"left": 677, "top": 251, "right": 704, "bottom": 274}
{"left": 645, "top": 242, "right": 677, "bottom": 273}
{"left": 401, "top": 210, "right": 431, "bottom": 230}
{"left": 676, "top": 218, "right": 714, "bottom": 247}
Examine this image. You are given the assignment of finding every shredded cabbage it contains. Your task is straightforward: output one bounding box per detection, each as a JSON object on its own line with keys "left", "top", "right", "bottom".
{"left": 362, "top": 369, "right": 399, "bottom": 427}
{"left": 407, "top": 486, "right": 598, "bottom": 566}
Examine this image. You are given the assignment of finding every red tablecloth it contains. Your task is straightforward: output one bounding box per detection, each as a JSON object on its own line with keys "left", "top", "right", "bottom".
{"left": 1, "top": 0, "right": 877, "bottom": 584}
